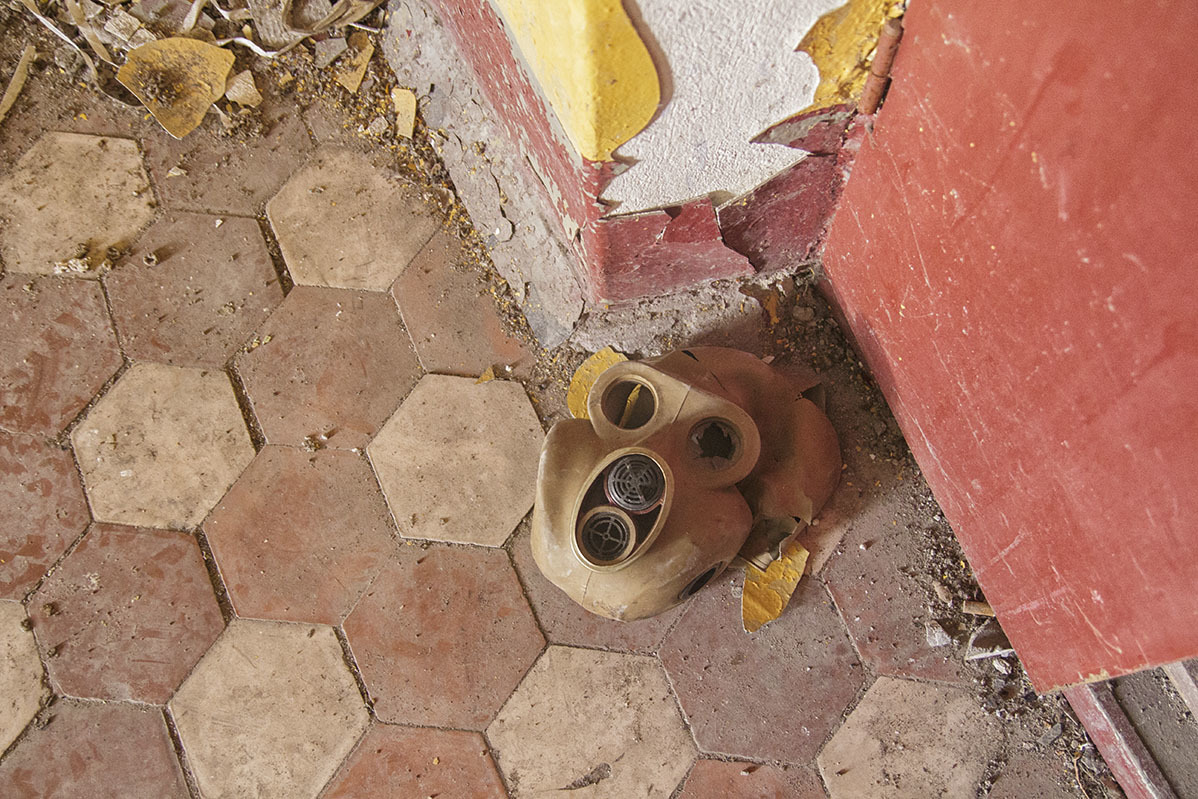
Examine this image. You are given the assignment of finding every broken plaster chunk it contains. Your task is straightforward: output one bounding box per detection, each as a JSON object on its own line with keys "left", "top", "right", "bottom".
{"left": 925, "top": 620, "right": 952, "bottom": 648}
{"left": 333, "top": 32, "right": 372, "bottom": 94}
{"left": 365, "top": 116, "right": 387, "bottom": 137}
{"left": 103, "top": 7, "right": 143, "bottom": 43}
{"left": 965, "top": 618, "right": 1015, "bottom": 661}
{"left": 315, "top": 37, "right": 348, "bottom": 69}
{"left": 224, "top": 70, "right": 262, "bottom": 107}
{"left": 391, "top": 87, "right": 417, "bottom": 138}
{"left": 117, "top": 37, "right": 235, "bottom": 138}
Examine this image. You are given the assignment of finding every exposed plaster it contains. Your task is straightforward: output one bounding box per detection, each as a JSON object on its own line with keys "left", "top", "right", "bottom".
{"left": 600, "top": 0, "right": 845, "bottom": 215}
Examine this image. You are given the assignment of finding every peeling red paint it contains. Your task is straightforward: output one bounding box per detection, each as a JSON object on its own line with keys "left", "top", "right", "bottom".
{"left": 589, "top": 199, "right": 752, "bottom": 302}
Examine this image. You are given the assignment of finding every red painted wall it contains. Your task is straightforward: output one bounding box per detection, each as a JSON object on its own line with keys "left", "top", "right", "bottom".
{"left": 821, "top": 1, "right": 1198, "bottom": 690}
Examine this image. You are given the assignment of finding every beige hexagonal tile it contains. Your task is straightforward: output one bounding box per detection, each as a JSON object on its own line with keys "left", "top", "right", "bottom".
{"left": 487, "top": 645, "right": 696, "bottom": 798}
{"left": 1, "top": 600, "right": 47, "bottom": 753}
{"left": 266, "top": 147, "right": 439, "bottom": 291}
{"left": 817, "top": 676, "right": 1003, "bottom": 799}
{"left": 0, "top": 132, "right": 155, "bottom": 276}
{"left": 170, "top": 619, "right": 369, "bottom": 799}
{"left": 71, "top": 363, "right": 254, "bottom": 529}
{"left": 368, "top": 375, "right": 544, "bottom": 547}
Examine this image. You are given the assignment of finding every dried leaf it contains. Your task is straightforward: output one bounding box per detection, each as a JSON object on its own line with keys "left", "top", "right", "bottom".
{"left": 392, "top": 87, "right": 416, "bottom": 138}
{"left": 332, "top": 31, "right": 372, "bottom": 93}
{"left": 224, "top": 69, "right": 262, "bottom": 107}
{"left": 742, "top": 540, "right": 809, "bottom": 633}
{"left": 0, "top": 45, "right": 36, "bottom": 127}
{"left": 566, "top": 346, "right": 628, "bottom": 419}
{"left": 118, "top": 38, "right": 235, "bottom": 138}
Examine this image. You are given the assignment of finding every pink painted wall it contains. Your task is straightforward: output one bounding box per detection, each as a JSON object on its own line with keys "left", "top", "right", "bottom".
{"left": 821, "top": 0, "right": 1198, "bottom": 690}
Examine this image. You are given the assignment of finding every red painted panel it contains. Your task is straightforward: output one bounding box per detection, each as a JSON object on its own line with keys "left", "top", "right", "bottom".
{"left": 822, "top": 1, "right": 1198, "bottom": 689}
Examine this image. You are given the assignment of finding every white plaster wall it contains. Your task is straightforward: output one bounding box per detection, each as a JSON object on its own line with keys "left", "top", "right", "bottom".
{"left": 601, "top": 0, "right": 844, "bottom": 215}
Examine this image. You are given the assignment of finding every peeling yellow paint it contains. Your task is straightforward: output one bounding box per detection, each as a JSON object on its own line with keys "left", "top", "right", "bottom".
{"left": 797, "top": 0, "right": 904, "bottom": 113}
{"left": 742, "top": 540, "right": 810, "bottom": 633}
{"left": 567, "top": 346, "right": 628, "bottom": 419}
{"left": 492, "top": 0, "right": 660, "bottom": 161}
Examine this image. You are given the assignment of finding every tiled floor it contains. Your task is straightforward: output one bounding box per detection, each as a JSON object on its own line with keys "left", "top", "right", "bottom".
{"left": 0, "top": 30, "right": 1108, "bottom": 799}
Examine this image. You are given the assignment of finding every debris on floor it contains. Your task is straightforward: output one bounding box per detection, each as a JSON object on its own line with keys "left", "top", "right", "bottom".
{"left": 0, "top": 44, "right": 35, "bottom": 126}
{"left": 742, "top": 538, "right": 809, "bottom": 633}
{"left": 118, "top": 37, "right": 235, "bottom": 137}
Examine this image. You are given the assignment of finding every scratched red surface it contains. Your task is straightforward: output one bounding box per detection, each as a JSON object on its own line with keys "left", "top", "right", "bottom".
{"left": 821, "top": 1, "right": 1198, "bottom": 689}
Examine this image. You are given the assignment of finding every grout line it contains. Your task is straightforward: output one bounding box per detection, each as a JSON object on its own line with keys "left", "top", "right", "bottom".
{"left": 193, "top": 528, "right": 237, "bottom": 626}
{"left": 162, "top": 704, "right": 203, "bottom": 799}
{"left": 254, "top": 214, "right": 295, "bottom": 297}
{"left": 224, "top": 364, "right": 267, "bottom": 453}
{"left": 332, "top": 624, "right": 376, "bottom": 721}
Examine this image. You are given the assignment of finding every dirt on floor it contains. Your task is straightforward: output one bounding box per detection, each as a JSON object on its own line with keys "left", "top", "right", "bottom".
{"left": 0, "top": 9, "right": 1125, "bottom": 796}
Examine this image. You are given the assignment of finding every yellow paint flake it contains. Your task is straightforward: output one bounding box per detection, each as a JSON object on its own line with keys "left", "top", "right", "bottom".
{"left": 797, "top": 0, "right": 904, "bottom": 114}
{"left": 475, "top": 366, "right": 496, "bottom": 384}
{"left": 742, "top": 540, "right": 810, "bottom": 633}
{"left": 491, "top": 0, "right": 659, "bottom": 160}
{"left": 566, "top": 346, "right": 627, "bottom": 419}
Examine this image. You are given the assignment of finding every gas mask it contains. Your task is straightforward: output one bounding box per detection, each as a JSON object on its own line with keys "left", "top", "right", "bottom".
{"left": 532, "top": 347, "right": 841, "bottom": 620}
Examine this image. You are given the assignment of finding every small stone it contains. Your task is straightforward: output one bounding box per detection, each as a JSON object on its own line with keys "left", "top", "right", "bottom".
{"left": 315, "top": 37, "right": 348, "bottom": 69}
{"left": 366, "top": 116, "right": 388, "bottom": 137}
{"left": 924, "top": 620, "right": 952, "bottom": 648}
{"left": 793, "top": 305, "right": 815, "bottom": 322}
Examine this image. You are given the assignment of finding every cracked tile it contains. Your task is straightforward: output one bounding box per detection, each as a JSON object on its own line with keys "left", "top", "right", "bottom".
{"left": 234, "top": 287, "right": 421, "bottom": 451}
{"left": 487, "top": 645, "right": 696, "bottom": 798}
{"left": 204, "top": 446, "right": 395, "bottom": 624}
{"left": 392, "top": 230, "right": 534, "bottom": 376}
{"left": 170, "top": 619, "right": 368, "bottom": 799}
{"left": 509, "top": 523, "right": 681, "bottom": 653}
{"left": 0, "top": 274, "right": 123, "bottom": 437}
{"left": 818, "top": 676, "right": 1003, "bottom": 799}
{"left": 324, "top": 724, "right": 506, "bottom": 798}
{"left": 29, "top": 524, "right": 223, "bottom": 703}
{"left": 266, "top": 147, "right": 439, "bottom": 291}
{"left": 343, "top": 543, "right": 543, "bottom": 730}
{"left": 824, "top": 496, "right": 972, "bottom": 685}
{"left": 660, "top": 572, "right": 864, "bottom": 763}
{"left": 105, "top": 212, "right": 284, "bottom": 368}
{"left": 0, "top": 132, "right": 156, "bottom": 276}
{"left": 677, "top": 760, "right": 826, "bottom": 799}
{"left": 368, "top": 375, "right": 542, "bottom": 547}
{"left": 71, "top": 363, "right": 254, "bottom": 529}
{"left": 0, "top": 432, "right": 89, "bottom": 600}
{"left": 0, "top": 700, "right": 188, "bottom": 798}
{"left": 0, "top": 600, "right": 46, "bottom": 754}
{"left": 144, "top": 101, "right": 313, "bottom": 216}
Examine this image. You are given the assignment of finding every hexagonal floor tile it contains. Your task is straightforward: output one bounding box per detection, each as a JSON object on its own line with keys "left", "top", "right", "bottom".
{"left": 0, "top": 700, "right": 188, "bottom": 798}
{"left": 817, "top": 676, "right": 1002, "bottom": 799}
{"left": 234, "top": 287, "right": 422, "bottom": 451}
{"left": 204, "top": 446, "right": 396, "bottom": 624}
{"left": 143, "top": 100, "right": 313, "bottom": 216}
{"left": 487, "top": 645, "right": 696, "bottom": 798}
{"left": 266, "top": 147, "right": 439, "bottom": 291}
{"left": 659, "top": 572, "right": 864, "bottom": 764}
{"left": 0, "top": 432, "right": 89, "bottom": 599}
{"left": 0, "top": 600, "right": 46, "bottom": 753}
{"left": 677, "top": 760, "right": 826, "bottom": 799}
{"left": 29, "top": 524, "right": 224, "bottom": 703}
{"left": 0, "top": 132, "right": 155, "bottom": 275}
{"left": 509, "top": 523, "right": 681, "bottom": 653}
{"left": 823, "top": 491, "right": 971, "bottom": 685}
{"left": 392, "top": 231, "right": 534, "bottom": 377}
{"left": 71, "top": 363, "right": 254, "bottom": 530}
{"left": 323, "top": 725, "right": 507, "bottom": 798}
{"left": 170, "top": 619, "right": 368, "bottom": 799}
{"left": 0, "top": 274, "right": 122, "bottom": 437}
{"left": 344, "top": 543, "right": 543, "bottom": 730}
{"left": 104, "top": 212, "right": 284, "bottom": 368}
{"left": 368, "top": 375, "right": 543, "bottom": 547}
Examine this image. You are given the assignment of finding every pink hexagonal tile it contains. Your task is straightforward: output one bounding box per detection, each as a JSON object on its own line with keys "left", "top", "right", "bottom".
{"left": 0, "top": 274, "right": 122, "bottom": 437}
{"left": 509, "top": 523, "right": 681, "bottom": 653}
{"left": 678, "top": 759, "right": 826, "bottom": 799}
{"left": 29, "top": 523, "right": 224, "bottom": 703}
{"left": 323, "top": 725, "right": 506, "bottom": 798}
{"left": 0, "top": 432, "right": 89, "bottom": 599}
{"left": 659, "top": 572, "right": 864, "bottom": 764}
{"left": 143, "top": 99, "right": 313, "bottom": 216}
{"left": 204, "top": 445, "right": 396, "bottom": 624}
{"left": 344, "top": 543, "right": 544, "bottom": 730}
{"left": 234, "top": 287, "right": 422, "bottom": 451}
{"left": 392, "top": 231, "right": 534, "bottom": 376}
{"left": 0, "top": 700, "right": 188, "bottom": 798}
{"left": 104, "top": 212, "right": 284, "bottom": 368}
{"left": 822, "top": 492, "right": 972, "bottom": 686}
